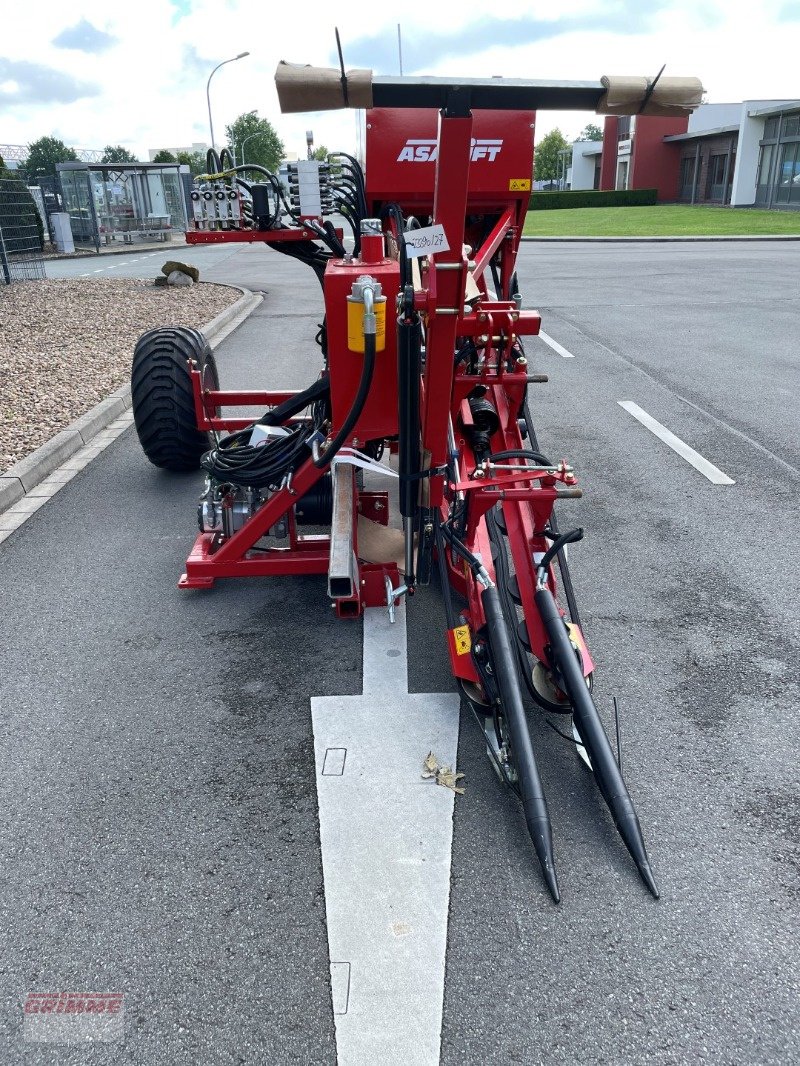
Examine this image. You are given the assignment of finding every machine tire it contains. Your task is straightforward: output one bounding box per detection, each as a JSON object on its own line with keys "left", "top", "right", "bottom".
{"left": 131, "top": 327, "right": 218, "bottom": 471}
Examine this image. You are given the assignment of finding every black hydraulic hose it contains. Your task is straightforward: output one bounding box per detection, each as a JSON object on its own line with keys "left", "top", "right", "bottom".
{"left": 434, "top": 516, "right": 457, "bottom": 631}
{"left": 481, "top": 585, "right": 560, "bottom": 903}
{"left": 534, "top": 584, "right": 660, "bottom": 900}
{"left": 489, "top": 448, "right": 552, "bottom": 465}
{"left": 398, "top": 297, "right": 422, "bottom": 584}
{"left": 537, "top": 527, "right": 583, "bottom": 576}
{"left": 439, "top": 522, "right": 483, "bottom": 576}
{"left": 314, "top": 333, "right": 376, "bottom": 468}
{"left": 397, "top": 302, "right": 422, "bottom": 520}
{"left": 258, "top": 377, "right": 329, "bottom": 427}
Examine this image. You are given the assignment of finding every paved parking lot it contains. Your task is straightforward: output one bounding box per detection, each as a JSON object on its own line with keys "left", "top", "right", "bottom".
{"left": 2, "top": 240, "right": 797, "bottom": 1063}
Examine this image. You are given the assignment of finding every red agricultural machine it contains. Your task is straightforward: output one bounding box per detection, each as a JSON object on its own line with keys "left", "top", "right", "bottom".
{"left": 131, "top": 60, "right": 702, "bottom": 901}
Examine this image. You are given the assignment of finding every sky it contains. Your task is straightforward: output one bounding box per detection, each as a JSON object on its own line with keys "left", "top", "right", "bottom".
{"left": 1, "top": 0, "right": 799, "bottom": 162}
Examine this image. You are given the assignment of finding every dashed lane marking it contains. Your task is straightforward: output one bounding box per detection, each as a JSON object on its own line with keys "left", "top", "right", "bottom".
{"left": 618, "top": 400, "right": 735, "bottom": 484}
{"left": 311, "top": 604, "right": 460, "bottom": 1064}
{"left": 539, "top": 330, "right": 575, "bottom": 358}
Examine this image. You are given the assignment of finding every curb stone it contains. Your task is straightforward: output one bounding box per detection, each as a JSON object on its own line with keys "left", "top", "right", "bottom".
{"left": 45, "top": 240, "right": 193, "bottom": 262}
{"left": 0, "top": 285, "right": 262, "bottom": 519}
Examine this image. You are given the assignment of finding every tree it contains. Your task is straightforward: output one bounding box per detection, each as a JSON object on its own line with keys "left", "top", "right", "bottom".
{"left": 22, "top": 137, "right": 78, "bottom": 180}
{"left": 152, "top": 149, "right": 177, "bottom": 163}
{"left": 225, "top": 113, "right": 284, "bottom": 173}
{"left": 576, "top": 123, "right": 603, "bottom": 143}
{"left": 534, "top": 129, "right": 570, "bottom": 183}
{"left": 101, "top": 145, "right": 137, "bottom": 164}
{"left": 311, "top": 145, "right": 329, "bottom": 161}
{"left": 176, "top": 150, "right": 206, "bottom": 176}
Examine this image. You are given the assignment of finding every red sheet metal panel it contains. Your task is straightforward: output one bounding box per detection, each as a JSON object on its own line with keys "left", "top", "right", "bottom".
{"left": 365, "top": 108, "right": 536, "bottom": 215}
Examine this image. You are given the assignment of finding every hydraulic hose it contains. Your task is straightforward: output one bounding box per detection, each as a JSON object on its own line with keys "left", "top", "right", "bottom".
{"left": 314, "top": 286, "right": 377, "bottom": 468}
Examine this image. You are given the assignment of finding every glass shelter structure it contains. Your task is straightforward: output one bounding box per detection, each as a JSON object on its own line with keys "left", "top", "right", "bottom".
{"left": 56, "top": 162, "right": 189, "bottom": 250}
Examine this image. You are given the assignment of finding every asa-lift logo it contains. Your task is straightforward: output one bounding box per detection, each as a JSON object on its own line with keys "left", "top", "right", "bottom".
{"left": 397, "top": 138, "right": 503, "bottom": 162}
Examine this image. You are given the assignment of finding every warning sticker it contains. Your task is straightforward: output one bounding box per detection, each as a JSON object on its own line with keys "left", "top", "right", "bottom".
{"left": 509, "top": 178, "right": 531, "bottom": 192}
{"left": 452, "top": 625, "right": 472, "bottom": 656}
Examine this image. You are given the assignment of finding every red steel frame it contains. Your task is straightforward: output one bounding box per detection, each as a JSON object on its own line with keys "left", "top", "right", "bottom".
{"left": 177, "top": 104, "right": 594, "bottom": 683}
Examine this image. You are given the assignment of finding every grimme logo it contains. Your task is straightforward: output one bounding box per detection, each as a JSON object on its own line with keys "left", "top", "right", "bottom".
{"left": 397, "top": 138, "right": 503, "bottom": 163}
{"left": 23, "top": 992, "right": 124, "bottom": 1043}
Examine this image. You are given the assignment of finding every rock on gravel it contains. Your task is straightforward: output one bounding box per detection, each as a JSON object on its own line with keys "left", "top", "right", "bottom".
{"left": 0, "top": 278, "right": 240, "bottom": 473}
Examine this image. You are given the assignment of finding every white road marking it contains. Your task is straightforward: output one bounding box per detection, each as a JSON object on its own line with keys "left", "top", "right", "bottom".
{"left": 618, "top": 401, "right": 735, "bottom": 484}
{"left": 93, "top": 268, "right": 103, "bottom": 273}
{"left": 311, "top": 605, "right": 460, "bottom": 1065}
{"left": 80, "top": 273, "right": 90, "bottom": 277}
{"left": 539, "top": 330, "right": 575, "bottom": 358}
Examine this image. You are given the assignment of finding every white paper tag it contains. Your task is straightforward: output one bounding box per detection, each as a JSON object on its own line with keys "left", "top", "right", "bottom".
{"left": 404, "top": 224, "right": 450, "bottom": 258}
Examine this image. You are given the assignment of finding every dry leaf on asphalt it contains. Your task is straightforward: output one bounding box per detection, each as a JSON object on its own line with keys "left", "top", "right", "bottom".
{"left": 422, "top": 751, "right": 440, "bottom": 779}
{"left": 422, "top": 752, "right": 465, "bottom": 794}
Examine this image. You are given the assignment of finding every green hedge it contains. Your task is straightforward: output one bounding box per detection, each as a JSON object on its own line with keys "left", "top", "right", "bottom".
{"left": 529, "top": 188, "right": 658, "bottom": 210}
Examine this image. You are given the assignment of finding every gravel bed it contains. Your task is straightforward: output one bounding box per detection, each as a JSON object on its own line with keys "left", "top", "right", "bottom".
{"left": 0, "top": 278, "right": 240, "bottom": 473}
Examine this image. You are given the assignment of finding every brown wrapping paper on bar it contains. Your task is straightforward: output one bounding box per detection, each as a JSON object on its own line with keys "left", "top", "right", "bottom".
{"left": 598, "top": 75, "right": 704, "bottom": 116}
{"left": 275, "top": 61, "right": 373, "bottom": 113}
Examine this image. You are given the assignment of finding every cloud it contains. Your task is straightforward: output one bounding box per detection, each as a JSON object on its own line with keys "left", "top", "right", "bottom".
{"left": 337, "top": 6, "right": 670, "bottom": 73}
{"left": 181, "top": 44, "right": 217, "bottom": 78}
{"left": 0, "top": 58, "right": 100, "bottom": 104}
{"left": 170, "top": 0, "right": 193, "bottom": 24}
{"left": 52, "top": 19, "right": 118, "bottom": 54}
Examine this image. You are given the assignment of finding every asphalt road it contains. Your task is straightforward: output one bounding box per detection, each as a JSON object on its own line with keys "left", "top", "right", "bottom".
{"left": 2, "top": 240, "right": 797, "bottom": 1063}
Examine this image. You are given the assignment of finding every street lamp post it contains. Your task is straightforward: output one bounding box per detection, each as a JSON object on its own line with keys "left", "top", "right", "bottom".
{"left": 234, "top": 110, "right": 258, "bottom": 165}
{"left": 240, "top": 131, "right": 266, "bottom": 166}
{"left": 206, "top": 52, "right": 250, "bottom": 153}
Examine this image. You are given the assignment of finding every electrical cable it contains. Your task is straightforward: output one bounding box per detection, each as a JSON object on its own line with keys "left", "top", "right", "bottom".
{"left": 200, "top": 380, "right": 329, "bottom": 489}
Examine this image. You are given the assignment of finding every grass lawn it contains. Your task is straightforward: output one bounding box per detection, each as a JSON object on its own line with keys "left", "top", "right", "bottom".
{"left": 522, "top": 204, "right": 800, "bottom": 237}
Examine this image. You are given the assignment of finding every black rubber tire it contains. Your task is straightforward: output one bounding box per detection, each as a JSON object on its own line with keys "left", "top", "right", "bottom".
{"left": 131, "top": 326, "right": 219, "bottom": 471}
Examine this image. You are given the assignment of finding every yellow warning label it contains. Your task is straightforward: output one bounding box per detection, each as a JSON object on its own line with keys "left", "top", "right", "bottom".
{"left": 453, "top": 625, "right": 472, "bottom": 656}
{"left": 509, "top": 178, "right": 531, "bottom": 192}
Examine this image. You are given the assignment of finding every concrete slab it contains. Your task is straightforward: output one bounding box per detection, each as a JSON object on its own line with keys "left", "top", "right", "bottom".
{"left": 312, "top": 606, "right": 460, "bottom": 1065}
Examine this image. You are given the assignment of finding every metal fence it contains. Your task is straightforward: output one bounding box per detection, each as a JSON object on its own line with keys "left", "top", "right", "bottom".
{"left": 0, "top": 175, "right": 46, "bottom": 284}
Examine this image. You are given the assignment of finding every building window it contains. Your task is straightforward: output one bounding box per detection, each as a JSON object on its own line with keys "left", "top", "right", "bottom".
{"left": 757, "top": 144, "right": 774, "bottom": 187}
{"left": 764, "top": 116, "right": 779, "bottom": 139}
{"left": 616, "top": 159, "right": 629, "bottom": 190}
{"left": 679, "top": 155, "right": 696, "bottom": 199}
{"left": 775, "top": 141, "right": 800, "bottom": 204}
{"left": 755, "top": 143, "right": 774, "bottom": 206}
{"left": 706, "top": 154, "right": 727, "bottom": 200}
{"left": 783, "top": 113, "right": 800, "bottom": 137}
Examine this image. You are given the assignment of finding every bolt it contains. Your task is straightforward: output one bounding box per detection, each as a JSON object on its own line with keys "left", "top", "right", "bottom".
{"left": 477, "top": 335, "right": 489, "bottom": 346}
{"left": 424, "top": 523, "right": 433, "bottom": 534}
{"left": 516, "top": 356, "right": 528, "bottom": 367}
